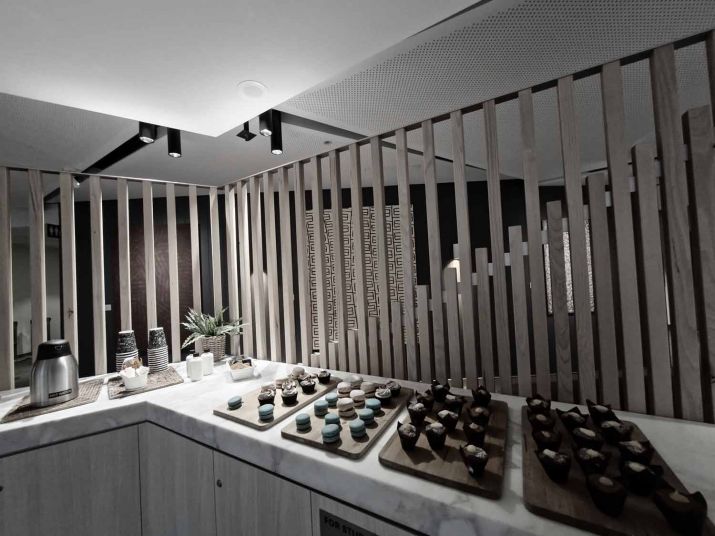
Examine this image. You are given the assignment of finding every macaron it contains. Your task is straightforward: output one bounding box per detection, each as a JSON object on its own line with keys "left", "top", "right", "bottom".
{"left": 227, "top": 395, "right": 243, "bottom": 411}
{"left": 314, "top": 399, "right": 329, "bottom": 417}
{"left": 337, "top": 381, "right": 352, "bottom": 398}
{"left": 366, "top": 398, "right": 382, "bottom": 413}
{"left": 349, "top": 418, "right": 367, "bottom": 438}
{"left": 338, "top": 398, "right": 356, "bottom": 419}
{"left": 360, "top": 382, "right": 377, "bottom": 397}
{"left": 295, "top": 413, "right": 311, "bottom": 432}
{"left": 325, "top": 413, "right": 341, "bottom": 427}
{"left": 350, "top": 389, "right": 366, "bottom": 406}
{"left": 322, "top": 423, "right": 341, "bottom": 444}
{"left": 357, "top": 408, "right": 374, "bottom": 424}
{"left": 258, "top": 404, "right": 274, "bottom": 421}
{"left": 325, "top": 392, "right": 339, "bottom": 407}
{"left": 291, "top": 366, "right": 305, "bottom": 378}
{"left": 348, "top": 374, "right": 363, "bottom": 388}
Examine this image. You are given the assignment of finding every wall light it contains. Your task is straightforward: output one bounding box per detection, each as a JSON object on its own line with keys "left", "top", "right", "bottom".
{"left": 167, "top": 128, "right": 182, "bottom": 158}
{"left": 139, "top": 122, "right": 157, "bottom": 144}
{"left": 259, "top": 111, "right": 272, "bottom": 136}
{"left": 270, "top": 111, "right": 283, "bottom": 155}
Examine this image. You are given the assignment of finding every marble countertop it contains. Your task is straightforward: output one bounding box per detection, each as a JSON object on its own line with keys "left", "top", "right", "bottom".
{"left": 1, "top": 360, "right": 714, "bottom": 536}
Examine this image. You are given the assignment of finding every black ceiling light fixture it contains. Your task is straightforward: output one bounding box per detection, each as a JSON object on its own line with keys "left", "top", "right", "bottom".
{"left": 270, "top": 111, "right": 283, "bottom": 155}
{"left": 258, "top": 110, "right": 273, "bottom": 136}
{"left": 236, "top": 121, "right": 256, "bottom": 141}
{"left": 167, "top": 128, "right": 182, "bottom": 158}
{"left": 138, "top": 122, "right": 157, "bottom": 143}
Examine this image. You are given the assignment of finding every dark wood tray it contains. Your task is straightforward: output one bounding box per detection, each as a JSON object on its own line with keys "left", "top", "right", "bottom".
{"left": 213, "top": 378, "right": 339, "bottom": 430}
{"left": 281, "top": 388, "right": 412, "bottom": 459}
{"left": 522, "top": 406, "right": 715, "bottom": 536}
{"left": 378, "top": 400, "right": 508, "bottom": 499}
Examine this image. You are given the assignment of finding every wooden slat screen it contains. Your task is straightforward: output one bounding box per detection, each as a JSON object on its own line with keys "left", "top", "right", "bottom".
{"left": 0, "top": 168, "right": 13, "bottom": 390}
{"left": 29, "top": 170, "right": 47, "bottom": 359}
{"left": 60, "top": 173, "right": 79, "bottom": 359}
{"left": 90, "top": 176, "right": 106, "bottom": 375}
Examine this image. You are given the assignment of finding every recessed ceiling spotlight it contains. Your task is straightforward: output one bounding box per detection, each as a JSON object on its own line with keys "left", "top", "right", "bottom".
{"left": 271, "top": 111, "right": 283, "bottom": 155}
{"left": 138, "top": 122, "right": 157, "bottom": 144}
{"left": 236, "top": 121, "right": 256, "bottom": 142}
{"left": 237, "top": 80, "right": 268, "bottom": 100}
{"left": 167, "top": 128, "right": 182, "bottom": 158}
{"left": 259, "top": 110, "right": 272, "bottom": 136}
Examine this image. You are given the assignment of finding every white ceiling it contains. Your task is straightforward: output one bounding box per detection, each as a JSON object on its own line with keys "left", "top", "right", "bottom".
{"left": 0, "top": 0, "right": 474, "bottom": 137}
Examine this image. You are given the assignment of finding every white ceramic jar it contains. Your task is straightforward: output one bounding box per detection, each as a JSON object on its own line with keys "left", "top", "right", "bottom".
{"left": 186, "top": 355, "right": 203, "bottom": 381}
{"left": 200, "top": 352, "right": 214, "bottom": 376}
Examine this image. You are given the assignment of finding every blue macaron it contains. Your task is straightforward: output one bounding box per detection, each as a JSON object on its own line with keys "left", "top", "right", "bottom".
{"left": 365, "top": 398, "right": 381, "bottom": 412}
{"left": 349, "top": 418, "right": 366, "bottom": 438}
{"left": 325, "top": 413, "right": 341, "bottom": 427}
{"left": 357, "top": 408, "right": 374, "bottom": 424}
{"left": 295, "top": 412, "right": 311, "bottom": 431}
{"left": 322, "top": 423, "right": 341, "bottom": 444}
{"left": 325, "top": 393, "right": 339, "bottom": 407}
{"left": 258, "top": 403, "right": 274, "bottom": 421}
{"left": 227, "top": 395, "right": 243, "bottom": 411}
{"left": 314, "top": 399, "right": 329, "bottom": 417}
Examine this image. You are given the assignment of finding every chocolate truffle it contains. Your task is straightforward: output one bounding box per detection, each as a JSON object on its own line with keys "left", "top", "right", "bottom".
{"left": 587, "top": 474, "right": 627, "bottom": 517}
{"left": 572, "top": 427, "right": 604, "bottom": 450}
{"left": 526, "top": 394, "right": 551, "bottom": 415}
{"left": 654, "top": 487, "right": 708, "bottom": 535}
{"left": 532, "top": 429, "right": 562, "bottom": 451}
{"left": 617, "top": 440, "right": 654, "bottom": 465}
{"left": 556, "top": 407, "right": 588, "bottom": 431}
{"left": 575, "top": 447, "right": 610, "bottom": 475}
{"left": 528, "top": 412, "right": 556, "bottom": 431}
{"left": 537, "top": 449, "right": 571, "bottom": 483}
{"left": 587, "top": 399, "right": 617, "bottom": 426}
{"left": 620, "top": 461, "right": 663, "bottom": 496}
{"left": 600, "top": 420, "right": 632, "bottom": 444}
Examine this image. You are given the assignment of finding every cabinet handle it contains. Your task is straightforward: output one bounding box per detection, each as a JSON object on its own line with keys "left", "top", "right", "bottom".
{"left": 216, "top": 479, "right": 223, "bottom": 488}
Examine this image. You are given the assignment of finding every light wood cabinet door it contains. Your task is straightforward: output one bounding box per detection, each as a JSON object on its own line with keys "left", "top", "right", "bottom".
{"left": 214, "top": 451, "right": 312, "bottom": 536}
{"left": 311, "top": 493, "right": 418, "bottom": 536}
{"left": 0, "top": 425, "right": 141, "bottom": 536}
{"left": 139, "top": 423, "right": 216, "bottom": 536}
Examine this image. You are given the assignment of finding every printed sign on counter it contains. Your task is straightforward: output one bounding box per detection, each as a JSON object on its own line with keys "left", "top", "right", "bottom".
{"left": 320, "top": 510, "right": 376, "bottom": 536}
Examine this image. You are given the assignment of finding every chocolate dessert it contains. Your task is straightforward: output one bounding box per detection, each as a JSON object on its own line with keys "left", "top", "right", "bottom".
{"left": 460, "top": 444, "right": 489, "bottom": 476}
{"left": 471, "top": 386, "right": 491, "bottom": 408}
{"left": 572, "top": 427, "right": 604, "bottom": 450}
{"left": 586, "top": 474, "right": 627, "bottom": 517}
{"left": 536, "top": 449, "right": 571, "bottom": 483}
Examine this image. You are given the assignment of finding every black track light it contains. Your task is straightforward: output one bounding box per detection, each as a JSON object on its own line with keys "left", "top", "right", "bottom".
{"left": 259, "top": 111, "right": 272, "bottom": 136}
{"left": 139, "top": 122, "right": 157, "bottom": 144}
{"left": 167, "top": 128, "right": 182, "bottom": 158}
{"left": 236, "top": 121, "right": 256, "bottom": 141}
{"left": 270, "top": 111, "right": 283, "bottom": 155}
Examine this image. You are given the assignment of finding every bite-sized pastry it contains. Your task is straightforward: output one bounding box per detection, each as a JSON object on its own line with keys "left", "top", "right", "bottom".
{"left": 261, "top": 382, "right": 276, "bottom": 392}
{"left": 407, "top": 402, "right": 428, "bottom": 426}
{"left": 299, "top": 378, "right": 316, "bottom": 394}
{"left": 397, "top": 421, "right": 420, "bottom": 451}
{"left": 349, "top": 418, "right": 367, "bottom": 439}
{"left": 526, "top": 394, "right": 551, "bottom": 415}
{"left": 572, "top": 427, "right": 604, "bottom": 450}
{"left": 468, "top": 405, "right": 491, "bottom": 427}
{"left": 536, "top": 449, "right": 571, "bottom": 483}
{"left": 587, "top": 399, "right": 617, "bottom": 425}
{"left": 321, "top": 423, "right": 341, "bottom": 444}
{"left": 281, "top": 385, "right": 299, "bottom": 405}
{"left": 416, "top": 391, "right": 435, "bottom": 412}
{"left": 325, "top": 413, "right": 341, "bottom": 427}
{"left": 471, "top": 386, "right": 491, "bottom": 408}
{"left": 291, "top": 366, "right": 305, "bottom": 379}
{"left": 337, "top": 381, "right": 353, "bottom": 398}
{"left": 337, "top": 398, "right": 356, "bottom": 419}
{"left": 365, "top": 398, "right": 382, "bottom": 413}
{"left": 575, "top": 447, "right": 610, "bottom": 475}
{"left": 295, "top": 412, "right": 311, "bottom": 432}
{"left": 314, "top": 399, "right": 329, "bottom": 417}
{"left": 325, "top": 392, "right": 339, "bottom": 408}
{"left": 258, "top": 390, "right": 275, "bottom": 405}
{"left": 357, "top": 408, "right": 374, "bottom": 425}
{"left": 444, "top": 394, "right": 465, "bottom": 415}
{"left": 348, "top": 374, "right": 363, "bottom": 388}
{"left": 617, "top": 440, "right": 654, "bottom": 465}
{"left": 258, "top": 403, "right": 274, "bottom": 421}
{"left": 274, "top": 376, "right": 289, "bottom": 389}
{"left": 600, "top": 420, "right": 632, "bottom": 444}
{"left": 556, "top": 407, "right": 588, "bottom": 431}
{"left": 464, "top": 423, "right": 487, "bottom": 447}
{"left": 460, "top": 444, "right": 489, "bottom": 477}
{"left": 532, "top": 429, "right": 562, "bottom": 451}
{"left": 586, "top": 474, "right": 627, "bottom": 517}
{"left": 528, "top": 412, "right": 556, "bottom": 431}
{"left": 431, "top": 380, "right": 450, "bottom": 402}
{"left": 386, "top": 380, "right": 401, "bottom": 397}
{"left": 654, "top": 486, "right": 708, "bottom": 535}
{"left": 350, "top": 389, "right": 366, "bottom": 407}
{"left": 620, "top": 461, "right": 663, "bottom": 496}
{"left": 437, "top": 409, "right": 460, "bottom": 432}
{"left": 317, "top": 370, "right": 331, "bottom": 384}
{"left": 227, "top": 395, "right": 243, "bottom": 411}
{"left": 425, "top": 422, "right": 447, "bottom": 450}
{"left": 360, "top": 382, "right": 377, "bottom": 397}
{"left": 375, "top": 387, "right": 392, "bottom": 403}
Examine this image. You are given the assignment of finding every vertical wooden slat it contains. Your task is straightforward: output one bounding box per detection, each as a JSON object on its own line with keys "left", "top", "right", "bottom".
{"left": 143, "top": 181, "right": 157, "bottom": 330}
{"left": 475, "top": 248, "right": 495, "bottom": 390}
{"left": 632, "top": 144, "right": 674, "bottom": 417}
{"left": 547, "top": 201, "right": 573, "bottom": 403}
{"left": 707, "top": 31, "right": 715, "bottom": 124}
{"left": 90, "top": 176, "right": 106, "bottom": 374}
{"left": 556, "top": 76, "right": 597, "bottom": 403}
{"left": 422, "top": 120, "right": 447, "bottom": 378}
{"left": 519, "top": 89, "right": 551, "bottom": 396}
{"left": 349, "top": 144, "right": 370, "bottom": 371}
{"left": 391, "top": 301, "right": 405, "bottom": 379}
{"left": 29, "top": 170, "right": 46, "bottom": 357}
{"left": 329, "top": 342, "right": 338, "bottom": 371}
{"left": 0, "top": 168, "right": 13, "bottom": 389}
{"left": 166, "top": 183, "right": 181, "bottom": 362}
{"left": 209, "top": 186, "right": 223, "bottom": 314}
{"left": 250, "top": 176, "right": 267, "bottom": 359}
{"left": 311, "top": 158, "right": 330, "bottom": 369}
{"left": 225, "top": 184, "right": 240, "bottom": 356}
{"left": 601, "top": 60, "right": 646, "bottom": 412}
{"left": 294, "top": 163, "right": 311, "bottom": 361}
{"left": 508, "top": 226, "right": 531, "bottom": 396}
{"left": 238, "top": 181, "right": 254, "bottom": 356}
{"left": 117, "top": 178, "right": 131, "bottom": 331}
{"left": 484, "top": 101, "right": 512, "bottom": 393}
{"left": 395, "top": 129, "right": 419, "bottom": 381}
{"left": 329, "top": 150, "right": 348, "bottom": 368}
{"left": 650, "top": 45, "right": 704, "bottom": 421}
{"left": 416, "top": 285, "right": 432, "bottom": 382}
{"left": 368, "top": 316, "right": 380, "bottom": 376}
{"left": 265, "top": 173, "right": 282, "bottom": 361}
{"left": 347, "top": 329, "right": 358, "bottom": 373}
{"left": 587, "top": 173, "right": 621, "bottom": 405}
{"left": 279, "top": 169, "right": 297, "bottom": 364}
{"left": 443, "top": 267, "right": 461, "bottom": 382}
{"left": 684, "top": 106, "right": 715, "bottom": 420}
{"left": 188, "top": 185, "right": 202, "bottom": 353}
{"left": 370, "top": 137, "right": 393, "bottom": 376}
{"left": 60, "top": 173, "right": 78, "bottom": 359}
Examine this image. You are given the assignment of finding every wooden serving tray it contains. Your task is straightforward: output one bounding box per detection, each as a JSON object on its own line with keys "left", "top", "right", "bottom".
{"left": 522, "top": 406, "right": 715, "bottom": 536}
{"left": 281, "top": 388, "right": 413, "bottom": 459}
{"left": 378, "top": 399, "right": 508, "bottom": 499}
{"left": 213, "top": 378, "right": 339, "bottom": 430}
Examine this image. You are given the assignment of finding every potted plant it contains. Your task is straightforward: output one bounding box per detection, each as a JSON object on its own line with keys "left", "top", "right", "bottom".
{"left": 181, "top": 308, "right": 245, "bottom": 362}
